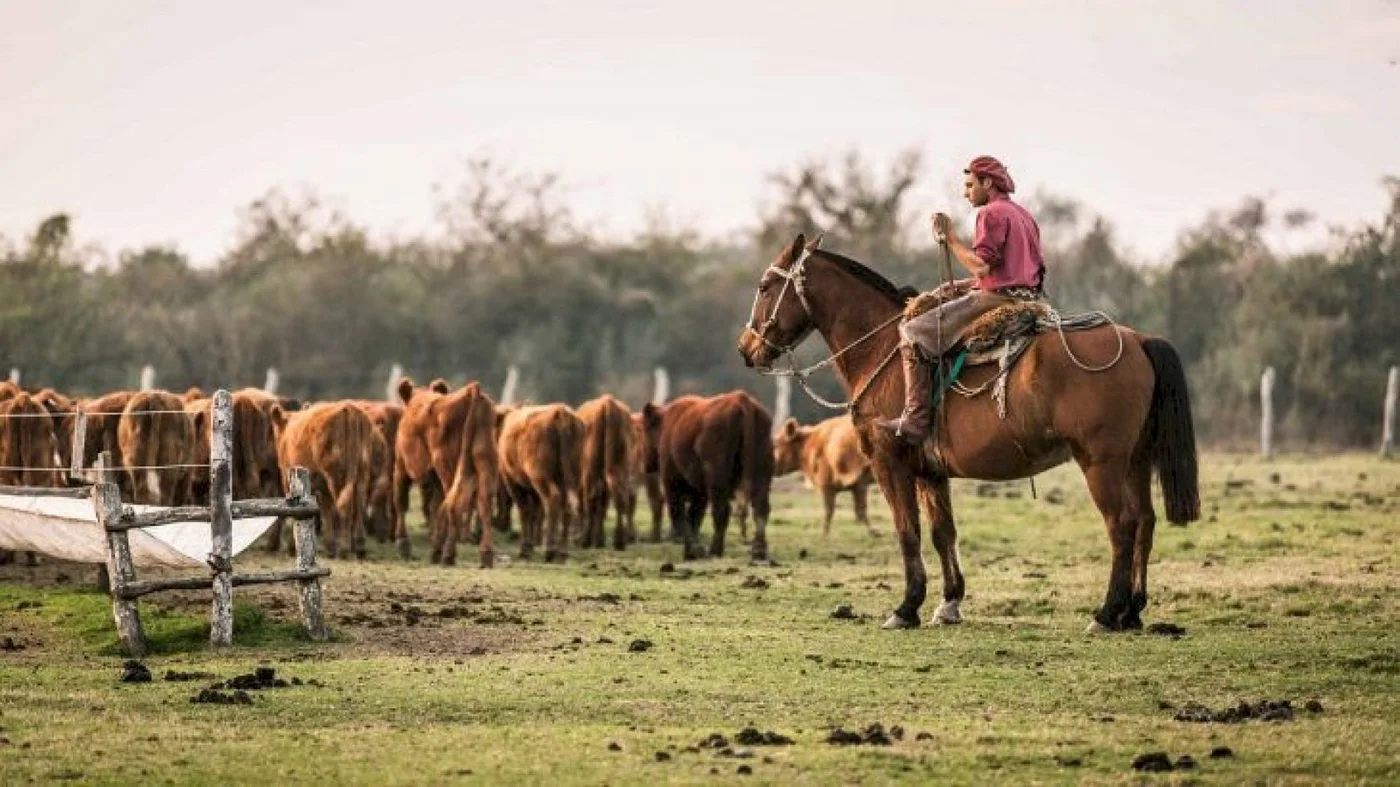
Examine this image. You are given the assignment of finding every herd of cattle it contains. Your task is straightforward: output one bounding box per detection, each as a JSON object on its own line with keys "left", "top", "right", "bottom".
{"left": 0, "top": 378, "right": 879, "bottom": 567}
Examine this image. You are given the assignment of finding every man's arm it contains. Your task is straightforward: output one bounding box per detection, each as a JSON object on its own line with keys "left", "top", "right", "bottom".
{"left": 932, "top": 213, "right": 991, "bottom": 279}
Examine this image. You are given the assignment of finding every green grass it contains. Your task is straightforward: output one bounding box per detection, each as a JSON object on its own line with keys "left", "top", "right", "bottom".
{"left": 1, "top": 453, "right": 1398, "bottom": 784}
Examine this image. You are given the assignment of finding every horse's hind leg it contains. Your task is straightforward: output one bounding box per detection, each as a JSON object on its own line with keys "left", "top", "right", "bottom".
{"left": 920, "top": 478, "right": 965, "bottom": 625}
{"left": 1124, "top": 459, "right": 1156, "bottom": 630}
{"left": 1082, "top": 457, "right": 1138, "bottom": 633}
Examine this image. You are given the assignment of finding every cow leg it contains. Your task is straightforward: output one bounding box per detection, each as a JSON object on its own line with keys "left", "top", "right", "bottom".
{"left": 544, "top": 484, "right": 570, "bottom": 563}
{"left": 392, "top": 460, "right": 414, "bottom": 559}
{"left": 516, "top": 488, "right": 540, "bottom": 560}
{"left": 683, "top": 492, "right": 708, "bottom": 561}
{"left": 819, "top": 484, "right": 837, "bottom": 537}
{"left": 709, "top": 493, "right": 731, "bottom": 558}
{"left": 853, "top": 482, "right": 877, "bottom": 537}
{"left": 611, "top": 479, "right": 632, "bottom": 551}
{"left": 475, "top": 473, "right": 496, "bottom": 569}
{"left": 748, "top": 486, "right": 771, "bottom": 563}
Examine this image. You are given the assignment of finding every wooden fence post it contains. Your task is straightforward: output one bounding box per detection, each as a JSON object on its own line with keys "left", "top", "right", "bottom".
{"left": 287, "top": 466, "right": 327, "bottom": 640}
{"left": 68, "top": 408, "right": 87, "bottom": 484}
{"left": 1260, "top": 366, "right": 1276, "bottom": 459}
{"left": 652, "top": 367, "right": 670, "bottom": 405}
{"left": 386, "top": 363, "right": 403, "bottom": 403}
{"left": 7, "top": 368, "right": 18, "bottom": 385}
{"left": 139, "top": 365, "right": 156, "bottom": 392}
{"left": 1383, "top": 366, "right": 1398, "bottom": 459}
{"left": 773, "top": 377, "right": 792, "bottom": 435}
{"left": 500, "top": 365, "right": 520, "bottom": 405}
{"left": 94, "top": 481, "right": 144, "bottom": 657}
{"left": 263, "top": 367, "right": 280, "bottom": 396}
{"left": 94, "top": 451, "right": 113, "bottom": 593}
{"left": 208, "top": 389, "right": 234, "bottom": 648}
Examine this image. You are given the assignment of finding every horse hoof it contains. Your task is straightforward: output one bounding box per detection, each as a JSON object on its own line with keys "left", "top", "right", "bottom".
{"left": 929, "top": 601, "right": 962, "bottom": 625}
{"left": 1085, "top": 620, "right": 1114, "bottom": 635}
{"left": 395, "top": 537, "right": 410, "bottom": 560}
{"left": 881, "top": 613, "right": 920, "bottom": 630}
{"left": 479, "top": 550, "right": 495, "bottom": 569}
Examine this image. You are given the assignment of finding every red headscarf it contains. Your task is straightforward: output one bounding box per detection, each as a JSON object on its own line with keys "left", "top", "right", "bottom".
{"left": 966, "top": 156, "right": 1015, "bottom": 194}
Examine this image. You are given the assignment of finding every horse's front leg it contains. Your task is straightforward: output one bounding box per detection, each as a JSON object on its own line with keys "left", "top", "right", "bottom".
{"left": 871, "top": 455, "right": 926, "bottom": 629}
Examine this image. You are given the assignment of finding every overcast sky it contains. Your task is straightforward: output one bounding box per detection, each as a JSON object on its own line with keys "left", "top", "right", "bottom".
{"left": 3, "top": 0, "right": 1398, "bottom": 264}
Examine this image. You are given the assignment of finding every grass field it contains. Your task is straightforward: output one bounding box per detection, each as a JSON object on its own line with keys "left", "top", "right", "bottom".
{"left": 2, "top": 453, "right": 1398, "bottom": 784}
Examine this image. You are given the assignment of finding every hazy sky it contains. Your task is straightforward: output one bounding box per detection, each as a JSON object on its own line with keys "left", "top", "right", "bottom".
{"left": 3, "top": 0, "right": 1398, "bottom": 264}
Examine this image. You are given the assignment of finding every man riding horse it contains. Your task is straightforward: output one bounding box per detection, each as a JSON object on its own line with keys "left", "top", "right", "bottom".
{"left": 876, "top": 156, "right": 1046, "bottom": 445}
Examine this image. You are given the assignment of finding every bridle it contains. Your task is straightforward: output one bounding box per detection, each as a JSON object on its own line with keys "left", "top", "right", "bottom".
{"left": 743, "top": 246, "right": 903, "bottom": 412}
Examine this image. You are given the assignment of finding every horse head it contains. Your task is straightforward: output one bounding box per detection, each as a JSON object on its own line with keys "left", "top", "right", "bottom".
{"left": 737, "top": 232, "right": 822, "bottom": 370}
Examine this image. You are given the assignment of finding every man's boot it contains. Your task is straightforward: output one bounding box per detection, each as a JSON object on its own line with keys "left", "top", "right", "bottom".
{"left": 876, "top": 343, "right": 934, "bottom": 446}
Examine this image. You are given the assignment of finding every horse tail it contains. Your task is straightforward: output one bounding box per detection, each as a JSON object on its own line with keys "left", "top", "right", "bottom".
{"left": 1142, "top": 337, "right": 1200, "bottom": 524}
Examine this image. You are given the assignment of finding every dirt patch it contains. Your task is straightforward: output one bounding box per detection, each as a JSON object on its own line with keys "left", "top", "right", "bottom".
{"left": 120, "top": 660, "right": 152, "bottom": 683}
{"left": 1132, "top": 752, "right": 1198, "bottom": 772}
{"left": 734, "top": 727, "right": 793, "bottom": 746}
{"left": 191, "top": 688, "right": 253, "bottom": 705}
{"left": 826, "top": 723, "right": 901, "bottom": 746}
{"left": 1174, "top": 699, "right": 1299, "bottom": 723}
{"left": 830, "top": 604, "right": 857, "bottom": 620}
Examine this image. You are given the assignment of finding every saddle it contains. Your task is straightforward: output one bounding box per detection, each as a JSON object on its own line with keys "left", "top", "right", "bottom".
{"left": 904, "top": 288, "right": 1055, "bottom": 365}
{"left": 904, "top": 288, "right": 1112, "bottom": 417}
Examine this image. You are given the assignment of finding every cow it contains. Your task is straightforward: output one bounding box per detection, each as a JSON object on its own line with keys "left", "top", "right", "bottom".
{"left": 74, "top": 391, "right": 136, "bottom": 495}
{"left": 393, "top": 379, "right": 450, "bottom": 559}
{"left": 0, "top": 391, "right": 62, "bottom": 566}
{"left": 394, "top": 379, "right": 499, "bottom": 567}
{"left": 576, "top": 395, "right": 635, "bottom": 550}
{"left": 497, "top": 404, "right": 584, "bottom": 562}
{"left": 118, "top": 390, "right": 195, "bottom": 506}
{"left": 773, "top": 416, "right": 878, "bottom": 538}
{"left": 352, "top": 401, "right": 403, "bottom": 544}
{"left": 0, "top": 392, "right": 62, "bottom": 488}
{"left": 640, "top": 391, "right": 774, "bottom": 561}
{"left": 273, "top": 401, "right": 375, "bottom": 560}
{"left": 628, "top": 412, "right": 667, "bottom": 543}
{"left": 32, "top": 388, "right": 77, "bottom": 471}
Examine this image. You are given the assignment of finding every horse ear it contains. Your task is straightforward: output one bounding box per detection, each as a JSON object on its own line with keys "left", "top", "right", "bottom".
{"left": 789, "top": 233, "right": 806, "bottom": 262}
{"left": 805, "top": 232, "right": 824, "bottom": 251}
{"left": 782, "top": 417, "right": 799, "bottom": 438}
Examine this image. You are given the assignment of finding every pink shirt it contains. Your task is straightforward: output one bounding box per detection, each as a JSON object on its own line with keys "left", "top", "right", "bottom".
{"left": 973, "top": 195, "right": 1045, "bottom": 291}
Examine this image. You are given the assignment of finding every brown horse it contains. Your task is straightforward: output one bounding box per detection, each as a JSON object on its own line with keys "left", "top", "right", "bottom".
{"left": 737, "top": 235, "right": 1199, "bottom": 632}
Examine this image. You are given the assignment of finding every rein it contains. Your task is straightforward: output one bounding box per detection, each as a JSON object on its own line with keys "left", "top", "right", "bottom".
{"left": 744, "top": 248, "right": 903, "bottom": 412}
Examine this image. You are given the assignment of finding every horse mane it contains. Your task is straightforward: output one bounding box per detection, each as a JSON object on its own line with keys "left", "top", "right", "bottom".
{"left": 812, "top": 249, "right": 918, "bottom": 304}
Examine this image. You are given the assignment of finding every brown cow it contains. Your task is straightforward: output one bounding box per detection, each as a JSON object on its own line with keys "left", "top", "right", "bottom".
{"left": 183, "top": 396, "right": 212, "bottom": 505}
{"left": 0, "top": 392, "right": 62, "bottom": 488}
{"left": 394, "top": 379, "right": 499, "bottom": 567}
{"left": 118, "top": 390, "right": 195, "bottom": 506}
{"left": 353, "top": 401, "right": 403, "bottom": 544}
{"left": 0, "top": 391, "right": 61, "bottom": 566}
{"left": 31, "top": 389, "right": 77, "bottom": 471}
{"left": 577, "top": 395, "right": 635, "bottom": 550}
{"left": 627, "top": 412, "right": 667, "bottom": 543}
{"left": 76, "top": 391, "right": 136, "bottom": 495}
{"left": 273, "top": 401, "right": 375, "bottom": 559}
{"left": 641, "top": 391, "right": 774, "bottom": 561}
{"left": 498, "top": 404, "right": 583, "bottom": 562}
{"left": 773, "top": 416, "right": 878, "bottom": 538}
{"left": 393, "top": 379, "right": 450, "bottom": 559}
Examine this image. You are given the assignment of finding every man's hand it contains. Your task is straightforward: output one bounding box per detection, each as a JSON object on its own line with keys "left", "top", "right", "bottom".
{"left": 931, "top": 212, "right": 954, "bottom": 243}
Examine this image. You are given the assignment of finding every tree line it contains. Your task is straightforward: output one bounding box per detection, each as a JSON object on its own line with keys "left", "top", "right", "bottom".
{"left": 2, "top": 153, "right": 1396, "bottom": 449}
